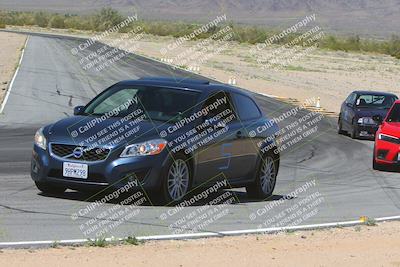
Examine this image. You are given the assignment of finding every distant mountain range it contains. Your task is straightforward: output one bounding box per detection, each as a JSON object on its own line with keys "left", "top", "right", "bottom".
{"left": 0, "top": 0, "right": 399, "bottom": 37}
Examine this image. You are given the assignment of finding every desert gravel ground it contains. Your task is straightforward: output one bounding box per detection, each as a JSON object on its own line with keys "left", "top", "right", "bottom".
{"left": 0, "top": 31, "right": 26, "bottom": 106}
{"left": 132, "top": 37, "right": 400, "bottom": 114}
{"left": 0, "top": 221, "right": 400, "bottom": 267}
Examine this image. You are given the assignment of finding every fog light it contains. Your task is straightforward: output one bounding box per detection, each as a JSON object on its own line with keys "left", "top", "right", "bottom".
{"left": 377, "top": 150, "right": 388, "bottom": 160}
{"left": 31, "top": 159, "right": 39, "bottom": 174}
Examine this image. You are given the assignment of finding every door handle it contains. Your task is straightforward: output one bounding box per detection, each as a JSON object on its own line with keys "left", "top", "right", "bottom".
{"left": 236, "top": 131, "right": 245, "bottom": 138}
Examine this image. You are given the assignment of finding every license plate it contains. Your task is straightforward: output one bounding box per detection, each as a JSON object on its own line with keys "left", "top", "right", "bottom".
{"left": 63, "top": 162, "right": 88, "bottom": 179}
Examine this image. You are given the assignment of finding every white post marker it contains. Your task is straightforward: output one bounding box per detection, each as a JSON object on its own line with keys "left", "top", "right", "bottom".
{"left": 316, "top": 97, "right": 321, "bottom": 108}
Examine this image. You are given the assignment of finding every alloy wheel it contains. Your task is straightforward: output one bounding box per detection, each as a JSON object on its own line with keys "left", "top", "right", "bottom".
{"left": 167, "top": 159, "right": 190, "bottom": 201}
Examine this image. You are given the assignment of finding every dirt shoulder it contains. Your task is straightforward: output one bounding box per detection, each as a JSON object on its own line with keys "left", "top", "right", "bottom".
{"left": 0, "top": 31, "right": 26, "bottom": 108}
{"left": 1, "top": 221, "right": 400, "bottom": 267}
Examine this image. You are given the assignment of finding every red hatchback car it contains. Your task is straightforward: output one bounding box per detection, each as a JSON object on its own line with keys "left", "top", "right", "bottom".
{"left": 373, "top": 100, "right": 400, "bottom": 171}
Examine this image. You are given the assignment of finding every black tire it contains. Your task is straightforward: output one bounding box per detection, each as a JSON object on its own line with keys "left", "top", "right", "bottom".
{"left": 160, "top": 154, "right": 192, "bottom": 205}
{"left": 246, "top": 152, "right": 278, "bottom": 199}
{"left": 35, "top": 181, "right": 66, "bottom": 194}
{"left": 337, "top": 118, "right": 345, "bottom": 135}
{"left": 350, "top": 124, "right": 358, "bottom": 139}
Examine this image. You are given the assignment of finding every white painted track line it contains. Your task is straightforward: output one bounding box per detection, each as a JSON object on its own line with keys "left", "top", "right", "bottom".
{"left": 0, "top": 36, "right": 29, "bottom": 114}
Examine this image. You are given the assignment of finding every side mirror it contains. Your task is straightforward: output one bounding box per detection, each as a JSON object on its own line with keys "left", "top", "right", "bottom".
{"left": 73, "top": 106, "right": 84, "bottom": 115}
{"left": 372, "top": 115, "right": 383, "bottom": 124}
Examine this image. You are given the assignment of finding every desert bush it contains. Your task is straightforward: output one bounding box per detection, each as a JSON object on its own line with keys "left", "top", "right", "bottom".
{"left": 384, "top": 35, "right": 400, "bottom": 59}
{"left": 34, "top": 11, "right": 50, "bottom": 27}
{"left": 48, "top": 15, "right": 65, "bottom": 28}
{"left": 90, "top": 7, "right": 124, "bottom": 32}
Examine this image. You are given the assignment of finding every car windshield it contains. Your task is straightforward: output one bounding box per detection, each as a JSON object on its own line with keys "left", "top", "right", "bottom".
{"left": 355, "top": 94, "right": 397, "bottom": 109}
{"left": 83, "top": 85, "right": 201, "bottom": 122}
{"left": 386, "top": 103, "right": 400, "bottom": 122}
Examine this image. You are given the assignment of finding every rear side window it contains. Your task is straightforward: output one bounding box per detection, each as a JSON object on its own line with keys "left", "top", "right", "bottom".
{"left": 233, "top": 93, "right": 262, "bottom": 121}
{"left": 202, "top": 91, "right": 237, "bottom": 123}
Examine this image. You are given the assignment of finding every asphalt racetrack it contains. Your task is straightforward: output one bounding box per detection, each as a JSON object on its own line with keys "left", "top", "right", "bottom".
{"left": 0, "top": 32, "right": 399, "bottom": 242}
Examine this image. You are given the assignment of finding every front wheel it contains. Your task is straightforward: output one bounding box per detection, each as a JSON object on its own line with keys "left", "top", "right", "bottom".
{"left": 350, "top": 124, "right": 358, "bottom": 139}
{"left": 161, "top": 155, "right": 192, "bottom": 204}
{"left": 246, "top": 153, "right": 278, "bottom": 199}
{"left": 35, "top": 181, "right": 66, "bottom": 195}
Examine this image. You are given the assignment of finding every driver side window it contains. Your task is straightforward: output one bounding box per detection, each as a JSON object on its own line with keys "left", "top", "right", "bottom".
{"left": 89, "top": 88, "right": 138, "bottom": 115}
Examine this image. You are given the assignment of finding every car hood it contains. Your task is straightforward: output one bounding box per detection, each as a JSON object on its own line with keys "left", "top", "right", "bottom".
{"left": 46, "top": 115, "right": 170, "bottom": 148}
{"left": 354, "top": 108, "right": 389, "bottom": 118}
{"left": 379, "top": 122, "right": 400, "bottom": 138}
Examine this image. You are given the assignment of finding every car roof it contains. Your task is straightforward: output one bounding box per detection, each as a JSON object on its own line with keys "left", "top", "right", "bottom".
{"left": 116, "top": 77, "right": 250, "bottom": 96}
{"left": 352, "top": 90, "right": 398, "bottom": 97}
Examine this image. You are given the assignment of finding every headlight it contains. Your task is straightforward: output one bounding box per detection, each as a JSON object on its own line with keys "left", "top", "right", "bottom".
{"left": 378, "top": 133, "right": 400, "bottom": 144}
{"left": 34, "top": 127, "right": 47, "bottom": 150}
{"left": 120, "top": 139, "right": 167, "bottom": 157}
{"left": 357, "top": 117, "right": 375, "bottom": 125}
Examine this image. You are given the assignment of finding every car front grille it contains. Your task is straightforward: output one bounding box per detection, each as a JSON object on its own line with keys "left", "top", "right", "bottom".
{"left": 50, "top": 143, "right": 110, "bottom": 162}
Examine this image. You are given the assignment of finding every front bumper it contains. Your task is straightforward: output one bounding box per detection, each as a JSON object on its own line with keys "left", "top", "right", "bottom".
{"left": 355, "top": 124, "right": 378, "bottom": 138}
{"left": 30, "top": 144, "right": 168, "bottom": 191}
{"left": 374, "top": 139, "right": 400, "bottom": 166}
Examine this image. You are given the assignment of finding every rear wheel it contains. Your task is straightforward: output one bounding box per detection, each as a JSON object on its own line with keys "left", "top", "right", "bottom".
{"left": 35, "top": 181, "right": 66, "bottom": 194}
{"left": 246, "top": 152, "right": 278, "bottom": 199}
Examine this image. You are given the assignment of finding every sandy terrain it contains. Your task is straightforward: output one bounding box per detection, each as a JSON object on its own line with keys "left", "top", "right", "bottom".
{"left": 1, "top": 221, "right": 399, "bottom": 267}
{"left": 7, "top": 25, "right": 400, "bottom": 114}
{"left": 133, "top": 38, "right": 400, "bottom": 114}
{"left": 101, "top": 31, "right": 400, "bottom": 114}
{"left": 0, "top": 32, "right": 26, "bottom": 108}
